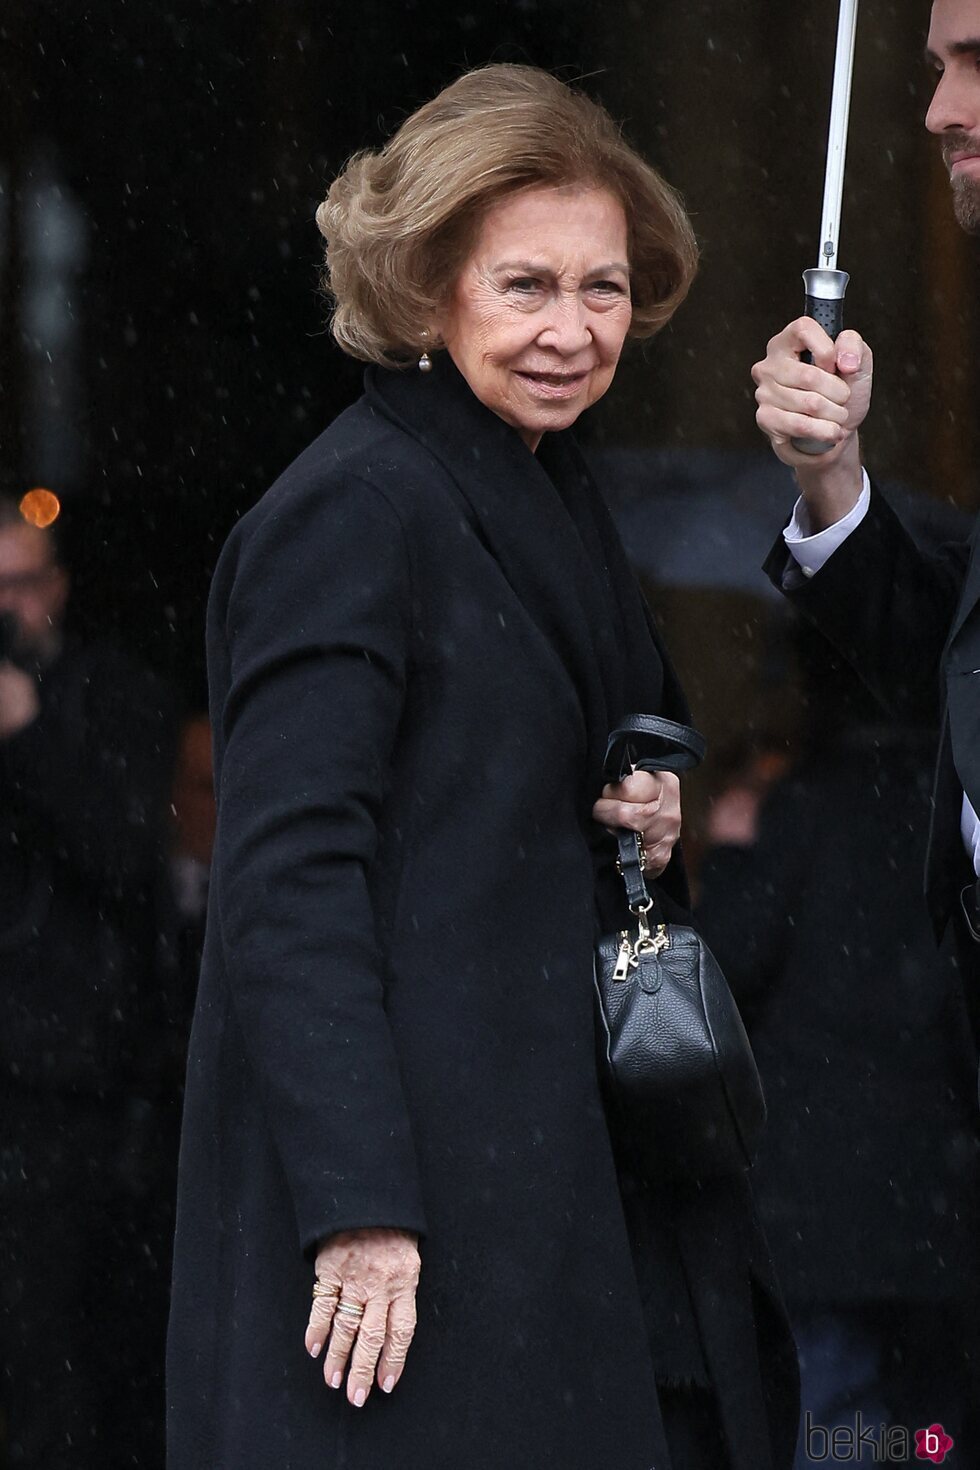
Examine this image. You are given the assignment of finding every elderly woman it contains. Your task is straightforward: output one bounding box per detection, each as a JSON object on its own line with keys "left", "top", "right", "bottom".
{"left": 168, "top": 65, "right": 797, "bottom": 1470}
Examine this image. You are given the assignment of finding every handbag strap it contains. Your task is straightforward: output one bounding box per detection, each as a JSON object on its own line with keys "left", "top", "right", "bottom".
{"left": 617, "top": 829, "right": 657, "bottom": 913}
{"left": 605, "top": 714, "right": 707, "bottom": 915}
{"left": 603, "top": 714, "right": 705, "bottom": 784}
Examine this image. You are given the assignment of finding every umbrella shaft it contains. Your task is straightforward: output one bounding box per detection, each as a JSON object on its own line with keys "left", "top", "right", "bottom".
{"left": 818, "top": 0, "right": 860, "bottom": 269}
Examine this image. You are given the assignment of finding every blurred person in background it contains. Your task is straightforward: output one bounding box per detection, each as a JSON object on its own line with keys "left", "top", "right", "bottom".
{"left": 0, "top": 493, "right": 176, "bottom": 1467}
{"left": 168, "top": 64, "right": 798, "bottom": 1470}
{"left": 752, "top": 0, "right": 980, "bottom": 1071}
{"left": 168, "top": 711, "right": 214, "bottom": 1013}
{"left": 696, "top": 628, "right": 980, "bottom": 1464}
{"left": 686, "top": 733, "right": 790, "bottom": 881}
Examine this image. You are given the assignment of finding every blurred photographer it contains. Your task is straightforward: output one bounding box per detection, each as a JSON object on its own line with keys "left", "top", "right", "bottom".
{"left": 0, "top": 494, "right": 176, "bottom": 1468}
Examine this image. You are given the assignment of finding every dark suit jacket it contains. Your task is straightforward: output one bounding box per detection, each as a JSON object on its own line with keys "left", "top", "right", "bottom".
{"left": 169, "top": 357, "right": 797, "bottom": 1470}
{"left": 697, "top": 735, "right": 980, "bottom": 1307}
{"left": 765, "top": 486, "right": 977, "bottom": 940}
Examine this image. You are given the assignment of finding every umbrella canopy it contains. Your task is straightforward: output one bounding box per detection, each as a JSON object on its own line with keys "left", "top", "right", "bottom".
{"left": 592, "top": 446, "right": 969, "bottom": 598}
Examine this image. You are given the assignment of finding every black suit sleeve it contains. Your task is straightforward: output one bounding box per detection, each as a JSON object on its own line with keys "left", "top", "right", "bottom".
{"left": 210, "top": 474, "right": 427, "bottom": 1253}
{"left": 763, "top": 484, "right": 969, "bottom": 726}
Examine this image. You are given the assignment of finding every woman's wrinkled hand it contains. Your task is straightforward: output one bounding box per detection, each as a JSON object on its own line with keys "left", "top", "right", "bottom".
{"left": 592, "top": 769, "right": 682, "bottom": 879}
{"left": 305, "top": 1227, "right": 421, "bottom": 1408}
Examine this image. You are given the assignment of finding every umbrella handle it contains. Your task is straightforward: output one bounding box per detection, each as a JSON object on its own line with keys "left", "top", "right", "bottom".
{"left": 792, "top": 268, "right": 850, "bottom": 456}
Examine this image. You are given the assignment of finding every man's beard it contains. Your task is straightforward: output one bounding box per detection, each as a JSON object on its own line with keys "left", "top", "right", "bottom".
{"left": 942, "top": 131, "right": 980, "bottom": 237}
{"left": 951, "top": 178, "right": 980, "bottom": 235}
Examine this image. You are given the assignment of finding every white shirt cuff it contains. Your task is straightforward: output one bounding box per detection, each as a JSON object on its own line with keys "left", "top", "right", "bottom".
{"left": 962, "top": 794, "right": 980, "bottom": 876}
{"left": 783, "top": 470, "right": 872, "bottom": 578}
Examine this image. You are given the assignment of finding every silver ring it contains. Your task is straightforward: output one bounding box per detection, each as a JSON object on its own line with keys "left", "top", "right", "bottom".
{"left": 336, "top": 1300, "right": 366, "bottom": 1318}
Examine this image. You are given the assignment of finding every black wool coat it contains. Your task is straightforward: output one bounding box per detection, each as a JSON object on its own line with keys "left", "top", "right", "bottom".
{"left": 169, "top": 359, "right": 797, "bottom": 1470}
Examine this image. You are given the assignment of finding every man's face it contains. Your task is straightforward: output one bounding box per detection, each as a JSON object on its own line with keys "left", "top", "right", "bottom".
{"left": 0, "top": 524, "right": 68, "bottom": 661}
{"left": 926, "top": 0, "right": 980, "bottom": 234}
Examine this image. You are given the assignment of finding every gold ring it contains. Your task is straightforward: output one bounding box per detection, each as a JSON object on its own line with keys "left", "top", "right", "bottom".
{"left": 336, "top": 1300, "right": 365, "bottom": 1318}
{"left": 312, "top": 1282, "right": 340, "bottom": 1300}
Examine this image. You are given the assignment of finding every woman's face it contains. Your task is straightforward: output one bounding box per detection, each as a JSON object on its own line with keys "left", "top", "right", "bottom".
{"left": 436, "top": 185, "right": 632, "bottom": 452}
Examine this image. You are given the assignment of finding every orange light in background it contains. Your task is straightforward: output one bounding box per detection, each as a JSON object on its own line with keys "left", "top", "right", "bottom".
{"left": 19, "top": 489, "right": 62, "bottom": 529}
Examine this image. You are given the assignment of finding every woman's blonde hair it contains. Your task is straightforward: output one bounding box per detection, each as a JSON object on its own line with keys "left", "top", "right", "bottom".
{"left": 316, "top": 64, "right": 698, "bottom": 367}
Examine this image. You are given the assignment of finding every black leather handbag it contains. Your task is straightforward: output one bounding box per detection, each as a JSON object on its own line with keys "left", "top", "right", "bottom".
{"left": 594, "top": 715, "right": 766, "bottom": 1182}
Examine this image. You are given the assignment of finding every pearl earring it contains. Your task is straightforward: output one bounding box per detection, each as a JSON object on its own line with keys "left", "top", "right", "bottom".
{"left": 418, "top": 350, "right": 433, "bottom": 373}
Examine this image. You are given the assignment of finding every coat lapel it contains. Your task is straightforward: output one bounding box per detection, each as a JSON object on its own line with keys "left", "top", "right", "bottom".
{"left": 927, "top": 532, "right": 980, "bottom": 934}
{"left": 944, "top": 520, "right": 980, "bottom": 654}
{"left": 924, "top": 712, "right": 973, "bottom": 939}
{"left": 365, "top": 358, "right": 634, "bottom": 786}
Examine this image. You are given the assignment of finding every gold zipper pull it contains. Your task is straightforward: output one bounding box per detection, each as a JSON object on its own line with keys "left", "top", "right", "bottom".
{"left": 613, "top": 933, "right": 634, "bottom": 982}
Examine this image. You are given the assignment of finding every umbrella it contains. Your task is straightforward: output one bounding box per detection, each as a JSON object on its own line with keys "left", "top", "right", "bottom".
{"left": 793, "top": 0, "right": 861, "bottom": 456}
{"left": 592, "top": 446, "right": 969, "bottom": 599}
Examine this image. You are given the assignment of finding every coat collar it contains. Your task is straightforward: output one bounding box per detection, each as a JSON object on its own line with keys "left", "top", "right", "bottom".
{"left": 363, "top": 354, "right": 665, "bottom": 797}
{"left": 943, "top": 517, "right": 980, "bottom": 656}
